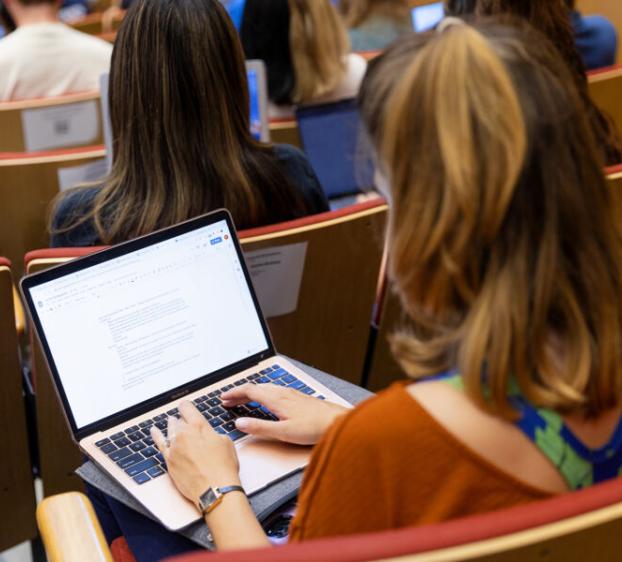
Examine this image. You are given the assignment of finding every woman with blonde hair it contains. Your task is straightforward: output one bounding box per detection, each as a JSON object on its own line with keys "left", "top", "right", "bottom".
{"left": 86, "top": 20, "right": 622, "bottom": 560}
{"left": 339, "top": 0, "right": 413, "bottom": 51}
{"left": 240, "top": 0, "right": 367, "bottom": 118}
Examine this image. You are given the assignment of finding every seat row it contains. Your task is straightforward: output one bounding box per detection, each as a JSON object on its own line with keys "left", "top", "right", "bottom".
{"left": 1, "top": 61, "right": 621, "bottom": 153}
{"left": 33, "top": 477, "right": 622, "bottom": 561}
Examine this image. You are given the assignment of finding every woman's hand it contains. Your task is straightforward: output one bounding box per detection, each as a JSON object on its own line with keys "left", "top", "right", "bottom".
{"left": 151, "top": 402, "right": 241, "bottom": 507}
{"left": 221, "top": 384, "right": 348, "bottom": 445}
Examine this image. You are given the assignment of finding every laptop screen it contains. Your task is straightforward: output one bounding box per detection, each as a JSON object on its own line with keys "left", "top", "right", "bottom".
{"left": 27, "top": 218, "right": 270, "bottom": 431}
{"left": 247, "top": 67, "right": 262, "bottom": 141}
{"left": 411, "top": 2, "right": 445, "bottom": 32}
{"left": 296, "top": 99, "right": 375, "bottom": 199}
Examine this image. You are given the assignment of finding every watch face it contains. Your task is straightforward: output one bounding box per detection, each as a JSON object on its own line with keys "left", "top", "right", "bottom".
{"left": 200, "top": 488, "right": 219, "bottom": 511}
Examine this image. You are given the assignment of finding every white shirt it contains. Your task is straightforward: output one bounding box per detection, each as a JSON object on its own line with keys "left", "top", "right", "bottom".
{"left": 0, "top": 22, "right": 112, "bottom": 102}
{"left": 268, "top": 54, "right": 368, "bottom": 119}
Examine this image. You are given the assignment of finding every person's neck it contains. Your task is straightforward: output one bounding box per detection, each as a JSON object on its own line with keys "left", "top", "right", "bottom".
{"left": 14, "top": 5, "right": 59, "bottom": 27}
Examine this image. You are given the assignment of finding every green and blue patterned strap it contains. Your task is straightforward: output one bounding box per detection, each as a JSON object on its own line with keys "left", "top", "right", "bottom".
{"left": 430, "top": 372, "right": 622, "bottom": 490}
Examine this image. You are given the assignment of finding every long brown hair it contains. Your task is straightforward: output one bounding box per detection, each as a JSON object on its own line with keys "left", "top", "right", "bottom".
{"left": 360, "top": 22, "right": 622, "bottom": 418}
{"left": 445, "top": 0, "right": 622, "bottom": 165}
{"left": 339, "top": 0, "right": 411, "bottom": 28}
{"left": 52, "top": 0, "right": 306, "bottom": 244}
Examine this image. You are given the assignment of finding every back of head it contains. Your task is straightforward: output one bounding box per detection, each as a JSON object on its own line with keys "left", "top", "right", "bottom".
{"left": 444, "top": 0, "right": 622, "bottom": 164}
{"left": 61, "top": 0, "right": 305, "bottom": 242}
{"left": 240, "top": 0, "right": 294, "bottom": 105}
{"left": 289, "top": 0, "right": 350, "bottom": 103}
{"left": 339, "top": 0, "right": 411, "bottom": 28}
{"left": 110, "top": 0, "right": 249, "bottom": 159}
{"left": 242, "top": 0, "right": 349, "bottom": 105}
{"left": 3, "top": 0, "right": 57, "bottom": 27}
{"left": 446, "top": 0, "right": 580, "bottom": 74}
{"left": 360, "top": 22, "right": 622, "bottom": 418}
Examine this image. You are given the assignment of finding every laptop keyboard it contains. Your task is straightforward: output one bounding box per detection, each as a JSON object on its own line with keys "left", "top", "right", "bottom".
{"left": 94, "top": 364, "right": 325, "bottom": 486}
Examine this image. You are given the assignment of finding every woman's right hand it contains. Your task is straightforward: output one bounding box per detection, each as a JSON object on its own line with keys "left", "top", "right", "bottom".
{"left": 220, "top": 384, "right": 348, "bottom": 445}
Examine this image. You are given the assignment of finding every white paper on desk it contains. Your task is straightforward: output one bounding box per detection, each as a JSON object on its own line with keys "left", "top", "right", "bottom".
{"left": 244, "top": 242, "right": 307, "bottom": 318}
{"left": 21, "top": 100, "right": 100, "bottom": 152}
{"left": 57, "top": 158, "right": 108, "bottom": 192}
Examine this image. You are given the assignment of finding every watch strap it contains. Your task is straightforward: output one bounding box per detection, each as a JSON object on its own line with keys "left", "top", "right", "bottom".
{"left": 199, "top": 485, "right": 245, "bottom": 516}
{"left": 218, "top": 485, "right": 245, "bottom": 496}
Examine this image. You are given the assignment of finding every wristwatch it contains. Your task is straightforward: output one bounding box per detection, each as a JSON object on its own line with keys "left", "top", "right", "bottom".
{"left": 197, "top": 485, "right": 245, "bottom": 516}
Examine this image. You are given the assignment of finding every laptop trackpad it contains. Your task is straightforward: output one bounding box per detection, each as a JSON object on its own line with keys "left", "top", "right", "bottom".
{"left": 237, "top": 438, "right": 311, "bottom": 495}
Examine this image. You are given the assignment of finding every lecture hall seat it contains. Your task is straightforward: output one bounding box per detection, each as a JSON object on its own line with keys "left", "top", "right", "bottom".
{"left": 269, "top": 117, "right": 301, "bottom": 148}
{"left": 0, "top": 145, "right": 107, "bottom": 278}
{"left": 23, "top": 199, "right": 388, "bottom": 498}
{"left": 588, "top": 64, "right": 622, "bottom": 141}
{"left": 36, "top": 475, "right": 622, "bottom": 562}
{"left": 0, "top": 258, "right": 37, "bottom": 551}
{"left": 0, "top": 91, "right": 103, "bottom": 153}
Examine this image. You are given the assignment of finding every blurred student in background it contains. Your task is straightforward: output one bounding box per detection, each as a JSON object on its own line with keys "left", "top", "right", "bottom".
{"left": 445, "top": 0, "right": 621, "bottom": 164}
{"left": 240, "top": 0, "right": 367, "bottom": 118}
{"left": 50, "top": 0, "right": 328, "bottom": 248}
{"left": 0, "top": 0, "right": 111, "bottom": 101}
{"left": 566, "top": 0, "right": 617, "bottom": 71}
{"left": 339, "top": 0, "right": 412, "bottom": 52}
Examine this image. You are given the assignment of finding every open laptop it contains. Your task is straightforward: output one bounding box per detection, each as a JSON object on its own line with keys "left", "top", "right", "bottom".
{"left": 99, "top": 60, "right": 270, "bottom": 171}
{"left": 21, "top": 210, "right": 351, "bottom": 531}
{"left": 411, "top": 2, "right": 445, "bottom": 32}
{"left": 246, "top": 60, "right": 270, "bottom": 143}
{"left": 296, "top": 98, "right": 375, "bottom": 200}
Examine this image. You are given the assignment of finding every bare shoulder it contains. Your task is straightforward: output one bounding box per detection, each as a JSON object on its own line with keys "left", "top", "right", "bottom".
{"left": 407, "top": 381, "right": 569, "bottom": 493}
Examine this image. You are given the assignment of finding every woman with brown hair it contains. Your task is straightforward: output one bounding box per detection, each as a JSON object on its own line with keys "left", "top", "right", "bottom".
{"left": 50, "top": 0, "right": 329, "bottom": 247}
{"left": 240, "top": 0, "right": 367, "bottom": 118}
{"left": 445, "top": 0, "right": 622, "bottom": 165}
{"left": 84, "top": 20, "right": 622, "bottom": 560}
{"left": 339, "top": 0, "right": 413, "bottom": 52}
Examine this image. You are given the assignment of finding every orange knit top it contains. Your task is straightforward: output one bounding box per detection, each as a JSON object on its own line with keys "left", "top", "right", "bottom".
{"left": 289, "top": 383, "right": 553, "bottom": 541}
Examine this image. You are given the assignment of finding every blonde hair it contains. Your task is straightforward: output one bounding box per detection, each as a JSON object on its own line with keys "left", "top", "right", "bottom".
{"left": 360, "top": 23, "right": 622, "bottom": 418}
{"left": 339, "top": 0, "right": 411, "bottom": 28}
{"left": 289, "top": 0, "right": 350, "bottom": 104}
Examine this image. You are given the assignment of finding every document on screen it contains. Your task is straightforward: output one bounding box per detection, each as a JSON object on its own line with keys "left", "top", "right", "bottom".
{"left": 30, "top": 222, "right": 269, "bottom": 428}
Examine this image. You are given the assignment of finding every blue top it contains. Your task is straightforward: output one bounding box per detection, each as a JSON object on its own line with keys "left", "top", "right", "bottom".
{"left": 51, "top": 144, "right": 329, "bottom": 247}
{"left": 571, "top": 10, "right": 618, "bottom": 71}
{"left": 432, "top": 372, "right": 622, "bottom": 490}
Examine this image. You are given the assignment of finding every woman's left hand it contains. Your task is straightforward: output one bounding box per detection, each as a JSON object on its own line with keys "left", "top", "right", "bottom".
{"left": 151, "top": 401, "right": 241, "bottom": 507}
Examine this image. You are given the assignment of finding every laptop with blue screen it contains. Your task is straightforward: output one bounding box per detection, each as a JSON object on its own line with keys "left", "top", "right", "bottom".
{"left": 411, "top": 1, "right": 445, "bottom": 32}
{"left": 296, "top": 98, "right": 375, "bottom": 200}
{"left": 21, "top": 209, "right": 351, "bottom": 531}
{"left": 246, "top": 60, "right": 270, "bottom": 142}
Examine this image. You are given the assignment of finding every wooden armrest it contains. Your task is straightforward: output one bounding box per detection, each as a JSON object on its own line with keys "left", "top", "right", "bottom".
{"left": 37, "top": 492, "right": 113, "bottom": 562}
{"left": 13, "top": 286, "right": 24, "bottom": 336}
